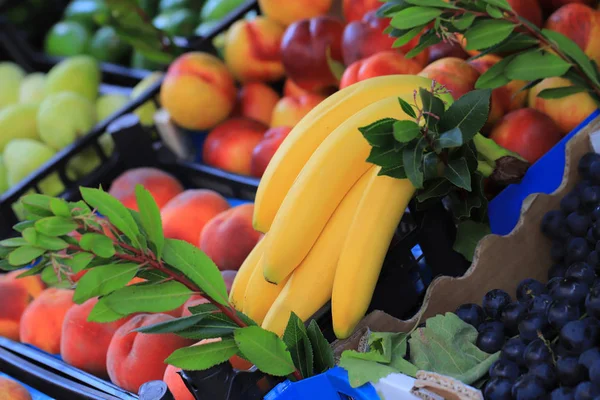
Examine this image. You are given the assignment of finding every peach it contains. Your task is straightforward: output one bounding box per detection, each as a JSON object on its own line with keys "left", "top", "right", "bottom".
{"left": 223, "top": 17, "right": 286, "bottom": 83}
{"left": 161, "top": 189, "right": 230, "bottom": 246}
{"left": 271, "top": 94, "right": 326, "bottom": 128}
{"left": 199, "top": 204, "right": 262, "bottom": 271}
{"left": 418, "top": 57, "right": 481, "bottom": 100}
{"left": 342, "top": 11, "right": 429, "bottom": 67}
{"left": 61, "top": 297, "right": 132, "bottom": 378}
{"left": 203, "top": 117, "right": 269, "bottom": 175}
{"left": 163, "top": 363, "right": 194, "bottom": 400}
{"left": 109, "top": 168, "right": 184, "bottom": 211}
{"left": 232, "top": 82, "right": 280, "bottom": 125}
{"left": 468, "top": 55, "right": 528, "bottom": 128}
{"left": 0, "top": 377, "right": 31, "bottom": 400}
{"left": 508, "top": 0, "right": 543, "bottom": 27}
{"left": 281, "top": 16, "right": 345, "bottom": 92}
{"left": 283, "top": 79, "right": 312, "bottom": 98}
{"left": 490, "top": 108, "right": 563, "bottom": 164}
{"left": 160, "top": 52, "right": 237, "bottom": 131}
{"left": 343, "top": 0, "right": 380, "bottom": 22}
{"left": 539, "top": 0, "right": 596, "bottom": 13}
{"left": 107, "top": 313, "right": 195, "bottom": 393}
{"left": 0, "top": 269, "right": 45, "bottom": 298}
{"left": 545, "top": 4, "right": 600, "bottom": 65}
{"left": 258, "top": 0, "right": 333, "bottom": 26}
{"left": 181, "top": 295, "right": 210, "bottom": 317}
{"left": 251, "top": 126, "right": 293, "bottom": 178}
{"left": 340, "top": 51, "right": 423, "bottom": 89}
{"left": 427, "top": 42, "right": 470, "bottom": 64}
{"left": 20, "top": 288, "right": 74, "bottom": 354}
{"left": 528, "top": 76, "right": 598, "bottom": 134}
{"left": 0, "top": 282, "right": 30, "bottom": 341}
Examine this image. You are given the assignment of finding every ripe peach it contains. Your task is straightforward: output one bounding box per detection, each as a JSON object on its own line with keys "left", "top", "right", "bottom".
{"left": 61, "top": 297, "right": 132, "bottom": 378}
{"left": 0, "top": 282, "right": 30, "bottom": 341}
{"left": 283, "top": 79, "right": 311, "bottom": 98}
{"left": 232, "top": 82, "right": 280, "bottom": 125}
{"left": 160, "top": 52, "right": 237, "bottom": 130}
{"left": 199, "top": 204, "right": 262, "bottom": 271}
{"left": 343, "top": 0, "right": 380, "bottom": 22}
{"left": 203, "top": 118, "right": 269, "bottom": 175}
{"left": 223, "top": 17, "right": 285, "bottom": 83}
{"left": 490, "top": 108, "right": 563, "bottom": 164}
{"left": 418, "top": 57, "right": 481, "bottom": 100}
{"left": 427, "top": 42, "right": 469, "bottom": 64}
{"left": 539, "top": 0, "right": 596, "bottom": 13}
{"left": 20, "top": 288, "right": 74, "bottom": 354}
{"left": 0, "top": 377, "right": 31, "bottom": 400}
{"left": 270, "top": 94, "right": 326, "bottom": 128}
{"left": 528, "top": 76, "right": 598, "bottom": 134}
{"left": 508, "top": 0, "right": 543, "bottom": 27}
{"left": 107, "top": 313, "right": 195, "bottom": 393}
{"left": 163, "top": 363, "right": 194, "bottom": 400}
{"left": 281, "top": 16, "right": 345, "bottom": 92}
{"left": 251, "top": 126, "right": 293, "bottom": 178}
{"left": 258, "top": 0, "right": 333, "bottom": 26}
{"left": 161, "top": 189, "right": 230, "bottom": 246}
{"left": 545, "top": 4, "right": 600, "bottom": 65}
{"left": 340, "top": 51, "right": 423, "bottom": 89}
{"left": 181, "top": 295, "right": 210, "bottom": 317}
{"left": 0, "top": 269, "right": 45, "bottom": 298}
{"left": 108, "top": 168, "right": 184, "bottom": 211}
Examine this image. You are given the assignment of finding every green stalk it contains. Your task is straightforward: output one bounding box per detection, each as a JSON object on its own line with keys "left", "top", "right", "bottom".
{"left": 472, "top": 133, "right": 525, "bottom": 165}
{"left": 477, "top": 160, "right": 494, "bottom": 177}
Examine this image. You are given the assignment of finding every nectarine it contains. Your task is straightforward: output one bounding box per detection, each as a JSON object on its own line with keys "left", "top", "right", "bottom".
{"left": 181, "top": 295, "right": 210, "bottom": 317}
{"left": 508, "top": 0, "right": 543, "bottom": 27}
{"left": 270, "top": 95, "right": 325, "bottom": 128}
{"left": 163, "top": 363, "right": 194, "bottom": 400}
{"left": 108, "top": 168, "right": 184, "bottom": 211}
{"left": 343, "top": 0, "right": 380, "bottom": 22}
{"left": 0, "top": 282, "right": 30, "bottom": 341}
{"left": 259, "top": 0, "right": 333, "bottom": 26}
{"left": 251, "top": 126, "right": 292, "bottom": 178}
{"left": 427, "top": 42, "right": 469, "bottom": 64}
{"left": 0, "top": 377, "right": 31, "bottom": 400}
{"left": 0, "top": 269, "right": 45, "bottom": 298}
{"left": 539, "top": 0, "right": 596, "bottom": 13}
{"left": 233, "top": 82, "right": 280, "bottom": 125}
{"left": 418, "top": 57, "right": 481, "bottom": 100}
{"left": 340, "top": 51, "right": 423, "bottom": 89}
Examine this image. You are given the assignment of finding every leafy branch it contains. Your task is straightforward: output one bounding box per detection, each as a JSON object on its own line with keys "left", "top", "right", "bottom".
{"left": 0, "top": 189, "right": 335, "bottom": 382}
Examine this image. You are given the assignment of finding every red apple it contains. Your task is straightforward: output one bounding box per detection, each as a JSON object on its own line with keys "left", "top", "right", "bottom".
{"left": 250, "top": 126, "right": 293, "bottom": 177}
{"left": 281, "top": 16, "right": 345, "bottom": 93}
{"left": 203, "top": 118, "right": 268, "bottom": 175}
{"left": 343, "top": 0, "right": 381, "bottom": 22}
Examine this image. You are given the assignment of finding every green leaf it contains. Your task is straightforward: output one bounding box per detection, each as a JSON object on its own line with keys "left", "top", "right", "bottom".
{"left": 542, "top": 29, "right": 600, "bottom": 87}
{"left": 34, "top": 233, "right": 69, "bottom": 251}
{"left": 0, "top": 259, "right": 21, "bottom": 271}
{"left": 438, "top": 89, "right": 491, "bottom": 143}
{"left": 453, "top": 220, "right": 491, "bottom": 262}
{"left": 392, "top": 26, "right": 424, "bottom": 49}
{"left": 137, "top": 268, "right": 169, "bottom": 282}
{"left": 393, "top": 120, "right": 421, "bottom": 143}
{"left": 79, "top": 233, "right": 115, "bottom": 258}
{"left": 325, "top": 46, "right": 345, "bottom": 82}
{"left": 187, "top": 302, "right": 220, "bottom": 315}
{"left": 8, "top": 246, "right": 44, "bottom": 266}
{"left": 87, "top": 297, "right": 126, "bottom": 323}
{"left": 307, "top": 320, "right": 334, "bottom": 374}
{"left": 452, "top": 13, "right": 476, "bottom": 30}
{"left": 35, "top": 217, "right": 78, "bottom": 236}
{"left": 464, "top": 20, "right": 514, "bottom": 51}
{"left": 403, "top": 137, "right": 427, "bottom": 189}
{"left": 340, "top": 356, "right": 399, "bottom": 388}
{"left": 406, "top": 29, "right": 441, "bottom": 58}
{"left": 73, "top": 263, "right": 139, "bottom": 304}
{"left": 475, "top": 55, "right": 515, "bottom": 89}
{"left": 135, "top": 313, "right": 210, "bottom": 334}
{"left": 22, "top": 228, "right": 36, "bottom": 244}
{"left": 50, "top": 198, "right": 71, "bottom": 218}
{"left": 359, "top": 118, "right": 397, "bottom": 147}
{"left": 13, "top": 221, "right": 35, "bottom": 233}
{"left": 0, "top": 238, "right": 29, "bottom": 247}
{"left": 444, "top": 158, "right": 472, "bottom": 191}
{"left": 486, "top": 4, "right": 503, "bottom": 18}
{"left": 398, "top": 98, "right": 417, "bottom": 119}
{"left": 0, "top": 246, "right": 11, "bottom": 258}
{"left": 435, "top": 127, "right": 463, "bottom": 151}
{"left": 105, "top": 281, "right": 192, "bottom": 315}
{"left": 166, "top": 339, "right": 238, "bottom": 371}
{"left": 484, "top": 0, "right": 512, "bottom": 10}
{"left": 367, "top": 146, "right": 401, "bottom": 169}
{"left": 177, "top": 313, "right": 238, "bottom": 340}
{"left": 20, "top": 194, "right": 53, "bottom": 217}
{"left": 80, "top": 187, "right": 140, "bottom": 248}
{"left": 283, "top": 313, "right": 314, "bottom": 379}
{"left": 423, "top": 152, "right": 441, "bottom": 180}
{"left": 41, "top": 266, "right": 71, "bottom": 287}
{"left": 63, "top": 253, "right": 95, "bottom": 273}
{"left": 379, "top": 164, "right": 408, "bottom": 179}
{"left": 505, "top": 51, "right": 572, "bottom": 81}
{"left": 409, "top": 313, "right": 500, "bottom": 384}
{"left": 163, "top": 239, "right": 229, "bottom": 306}
{"left": 537, "top": 86, "right": 588, "bottom": 99}
{"left": 405, "top": 0, "right": 456, "bottom": 7}
{"left": 15, "top": 262, "right": 46, "bottom": 277}
{"left": 234, "top": 326, "right": 296, "bottom": 377}
{"left": 416, "top": 179, "right": 453, "bottom": 202}
{"left": 419, "top": 87, "right": 445, "bottom": 126}
{"left": 135, "top": 185, "right": 164, "bottom": 259}
{"left": 390, "top": 7, "right": 443, "bottom": 29}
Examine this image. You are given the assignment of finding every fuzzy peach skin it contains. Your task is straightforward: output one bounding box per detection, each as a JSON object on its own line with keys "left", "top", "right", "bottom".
{"left": 270, "top": 94, "right": 326, "bottom": 128}
{"left": 224, "top": 17, "right": 286, "bottom": 83}
{"left": 19, "top": 288, "right": 74, "bottom": 354}
{"left": 161, "top": 189, "right": 230, "bottom": 246}
{"left": 181, "top": 295, "right": 210, "bottom": 317}
{"left": 107, "top": 313, "right": 195, "bottom": 393}
{"left": 60, "top": 297, "right": 132, "bottom": 378}
{"left": 0, "top": 377, "right": 31, "bottom": 400}
{"left": 199, "top": 204, "right": 262, "bottom": 271}
{"left": 0, "top": 282, "right": 30, "bottom": 341}
{"left": 232, "top": 82, "right": 280, "bottom": 125}
{"left": 160, "top": 52, "right": 237, "bottom": 131}
{"left": 258, "top": 0, "right": 333, "bottom": 26}
{"left": 108, "top": 167, "right": 184, "bottom": 211}
{"left": 343, "top": 0, "right": 380, "bottom": 22}
{"left": 528, "top": 76, "right": 598, "bottom": 135}
{"left": 545, "top": 3, "right": 600, "bottom": 65}
{"left": 203, "top": 118, "right": 269, "bottom": 175}
{"left": 0, "top": 270, "right": 45, "bottom": 298}
{"left": 340, "top": 51, "right": 423, "bottom": 89}
{"left": 251, "top": 126, "right": 293, "bottom": 178}
{"left": 418, "top": 57, "right": 481, "bottom": 100}
{"left": 490, "top": 108, "right": 563, "bottom": 164}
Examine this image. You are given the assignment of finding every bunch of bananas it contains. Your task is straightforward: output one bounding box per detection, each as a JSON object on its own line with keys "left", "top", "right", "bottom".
{"left": 229, "top": 75, "right": 453, "bottom": 339}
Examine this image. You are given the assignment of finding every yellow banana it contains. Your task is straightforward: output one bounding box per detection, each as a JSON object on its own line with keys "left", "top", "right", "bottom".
{"left": 263, "top": 95, "right": 416, "bottom": 284}
{"left": 332, "top": 168, "right": 416, "bottom": 339}
{"left": 243, "top": 256, "right": 290, "bottom": 325}
{"left": 229, "top": 236, "right": 266, "bottom": 311}
{"left": 253, "top": 75, "right": 443, "bottom": 233}
{"left": 261, "top": 166, "right": 374, "bottom": 336}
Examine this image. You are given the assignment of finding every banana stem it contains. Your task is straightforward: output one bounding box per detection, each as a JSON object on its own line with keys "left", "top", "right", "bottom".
{"left": 477, "top": 160, "right": 494, "bottom": 177}
{"left": 472, "top": 133, "right": 525, "bottom": 164}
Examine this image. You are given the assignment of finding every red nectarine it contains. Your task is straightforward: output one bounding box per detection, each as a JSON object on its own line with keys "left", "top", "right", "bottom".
{"left": 340, "top": 51, "right": 423, "bottom": 89}
{"left": 108, "top": 168, "right": 184, "bottom": 211}
{"left": 251, "top": 126, "right": 292, "bottom": 178}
